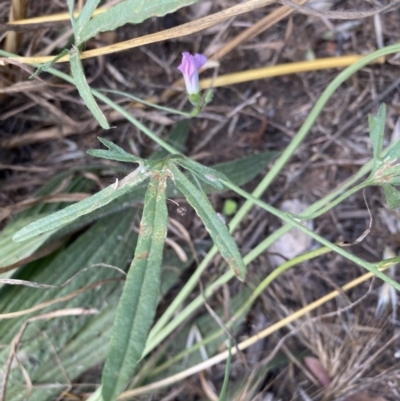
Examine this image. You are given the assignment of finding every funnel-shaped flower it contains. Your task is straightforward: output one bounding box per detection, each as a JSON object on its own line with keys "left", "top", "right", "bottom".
{"left": 177, "top": 52, "right": 207, "bottom": 95}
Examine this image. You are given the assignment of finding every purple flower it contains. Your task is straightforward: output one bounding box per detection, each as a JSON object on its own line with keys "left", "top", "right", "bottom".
{"left": 177, "top": 52, "right": 207, "bottom": 95}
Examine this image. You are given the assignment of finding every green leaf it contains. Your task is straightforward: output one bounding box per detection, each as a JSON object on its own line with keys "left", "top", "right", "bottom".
{"left": 175, "top": 156, "right": 228, "bottom": 190}
{"left": 78, "top": 0, "right": 200, "bottom": 45}
{"left": 88, "top": 137, "right": 145, "bottom": 164}
{"left": 0, "top": 210, "right": 138, "bottom": 401}
{"left": 69, "top": 46, "right": 109, "bottom": 129}
{"left": 383, "top": 184, "right": 400, "bottom": 209}
{"left": 1, "top": 172, "right": 97, "bottom": 270}
{"left": 389, "top": 176, "right": 400, "bottom": 186}
{"left": 0, "top": 217, "right": 53, "bottom": 272}
{"left": 67, "top": 0, "right": 77, "bottom": 34}
{"left": 368, "top": 104, "right": 386, "bottom": 161}
{"left": 74, "top": 0, "right": 101, "bottom": 43}
{"left": 13, "top": 167, "right": 150, "bottom": 242}
{"left": 168, "top": 163, "right": 246, "bottom": 281}
{"left": 385, "top": 139, "right": 400, "bottom": 162}
{"left": 101, "top": 164, "right": 169, "bottom": 401}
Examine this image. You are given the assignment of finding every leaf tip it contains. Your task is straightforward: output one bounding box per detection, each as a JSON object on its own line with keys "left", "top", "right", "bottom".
{"left": 12, "top": 231, "right": 25, "bottom": 242}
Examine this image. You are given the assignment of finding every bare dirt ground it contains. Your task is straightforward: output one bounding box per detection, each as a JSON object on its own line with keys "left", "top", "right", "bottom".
{"left": 1, "top": 1, "right": 400, "bottom": 400}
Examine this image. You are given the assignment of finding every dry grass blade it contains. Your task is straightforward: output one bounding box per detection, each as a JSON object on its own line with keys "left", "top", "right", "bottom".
{"left": 0, "top": 123, "right": 98, "bottom": 149}
{"left": 0, "top": 193, "right": 90, "bottom": 223}
{"left": 118, "top": 268, "right": 392, "bottom": 398}
{"left": 299, "top": 317, "right": 399, "bottom": 400}
{"left": 5, "top": 6, "right": 109, "bottom": 26}
{"left": 278, "top": 0, "right": 400, "bottom": 19}
{"left": 0, "top": 263, "right": 125, "bottom": 289}
{"left": 210, "top": 0, "right": 309, "bottom": 61}
{"left": 338, "top": 189, "right": 373, "bottom": 247}
{"left": 0, "top": 308, "right": 98, "bottom": 401}
{"left": 5, "top": 0, "right": 29, "bottom": 53}
{"left": 10, "top": 0, "right": 276, "bottom": 64}
{"left": 0, "top": 239, "right": 64, "bottom": 274}
{"left": 198, "top": 55, "right": 384, "bottom": 90}
{"left": 162, "top": 0, "right": 310, "bottom": 101}
{"left": 0, "top": 278, "right": 119, "bottom": 320}
{"left": 0, "top": 278, "right": 58, "bottom": 289}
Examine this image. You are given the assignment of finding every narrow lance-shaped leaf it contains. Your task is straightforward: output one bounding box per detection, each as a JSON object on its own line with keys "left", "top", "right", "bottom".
{"left": 67, "top": 0, "right": 77, "bottom": 34}
{"left": 101, "top": 163, "right": 169, "bottom": 401}
{"left": 0, "top": 217, "right": 53, "bottom": 271}
{"left": 168, "top": 162, "right": 246, "bottom": 281}
{"left": 69, "top": 46, "right": 110, "bottom": 129}
{"left": 174, "top": 155, "right": 228, "bottom": 190}
{"left": 74, "top": 0, "right": 101, "bottom": 43}
{"left": 13, "top": 166, "right": 150, "bottom": 242}
{"left": 368, "top": 104, "right": 386, "bottom": 161}
{"left": 88, "top": 137, "right": 145, "bottom": 164}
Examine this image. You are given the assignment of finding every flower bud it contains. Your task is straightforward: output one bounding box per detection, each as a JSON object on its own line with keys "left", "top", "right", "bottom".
{"left": 177, "top": 52, "right": 207, "bottom": 96}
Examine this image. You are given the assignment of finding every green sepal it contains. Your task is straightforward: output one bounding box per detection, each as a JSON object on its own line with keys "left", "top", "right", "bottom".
{"left": 188, "top": 92, "right": 201, "bottom": 106}
{"left": 204, "top": 90, "right": 214, "bottom": 105}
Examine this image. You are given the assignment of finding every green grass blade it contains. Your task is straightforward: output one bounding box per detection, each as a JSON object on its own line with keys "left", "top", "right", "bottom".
{"left": 69, "top": 47, "right": 109, "bottom": 129}
{"left": 13, "top": 167, "right": 150, "bottom": 242}
{"left": 88, "top": 137, "right": 145, "bottom": 163}
{"left": 79, "top": 0, "right": 199, "bottom": 44}
{"left": 368, "top": 104, "right": 386, "bottom": 162}
{"left": 101, "top": 164, "right": 168, "bottom": 401}
{"left": 99, "top": 89, "right": 191, "bottom": 117}
{"left": 218, "top": 340, "right": 232, "bottom": 401}
{"left": 168, "top": 163, "right": 246, "bottom": 281}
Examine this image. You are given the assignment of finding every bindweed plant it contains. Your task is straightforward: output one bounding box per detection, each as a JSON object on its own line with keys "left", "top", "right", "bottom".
{"left": 1, "top": 1, "right": 400, "bottom": 401}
